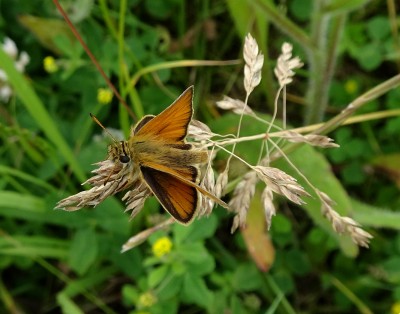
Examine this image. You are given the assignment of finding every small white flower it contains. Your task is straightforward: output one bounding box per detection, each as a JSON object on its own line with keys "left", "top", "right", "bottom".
{"left": 0, "top": 85, "right": 12, "bottom": 102}
{"left": 0, "top": 37, "right": 30, "bottom": 103}
{"left": 15, "top": 51, "right": 30, "bottom": 72}
{"left": 0, "top": 69, "right": 7, "bottom": 81}
{"left": 3, "top": 37, "right": 17, "bottom": 59}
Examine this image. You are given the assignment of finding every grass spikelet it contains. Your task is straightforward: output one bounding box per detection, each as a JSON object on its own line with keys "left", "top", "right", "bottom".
{"left": 274, "top": 42, "right": 303, "bottom": 88}
{"left": 254, "top": 166, "right": 310, "bottom": 205}
{"left": 243, "top": 33, "right": 264, "bottom": 94}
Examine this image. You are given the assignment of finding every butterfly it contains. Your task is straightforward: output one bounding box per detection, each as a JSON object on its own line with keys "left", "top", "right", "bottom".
{"left": 58, "top": 86, "right": 227, "bottom": 224}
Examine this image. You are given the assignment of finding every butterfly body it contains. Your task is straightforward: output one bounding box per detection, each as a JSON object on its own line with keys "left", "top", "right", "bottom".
{"left": 107, "top": 86, "right": 209, "bottom": 224}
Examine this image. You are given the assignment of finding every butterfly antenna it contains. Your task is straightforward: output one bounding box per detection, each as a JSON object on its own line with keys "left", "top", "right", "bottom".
{"left": 90, "top": 113, "right": 119, "bottom": 143}
{"left": 90, "top": 113, "right": 124, "bottom": 186}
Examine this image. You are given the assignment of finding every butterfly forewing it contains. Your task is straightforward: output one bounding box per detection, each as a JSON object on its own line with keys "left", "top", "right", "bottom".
{"left": 135, "top": 86, "right": 194, "bottom": 143}
{"left": 141, "top": 166, "right": 198, "bottom": 224}
{"left": 133, "top": 115, "right": 155, "bottom": 134}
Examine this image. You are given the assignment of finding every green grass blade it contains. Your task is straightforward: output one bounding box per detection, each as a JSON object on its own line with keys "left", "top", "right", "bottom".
{"left": 352, "top": 199, "right": 400, "bottom": 230}
{"left": 0, "top": 236, "right": 69, "bottom": 258}
{"left": 57, "top": 293, "right": 85, "bottom": 314}
{"left": 0, "top": 165, "right": 56, "bottom": 192}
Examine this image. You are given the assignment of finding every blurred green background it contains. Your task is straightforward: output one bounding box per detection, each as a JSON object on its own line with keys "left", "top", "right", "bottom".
{"left": 1, "top": 0, "right": 400, "bottom": 313}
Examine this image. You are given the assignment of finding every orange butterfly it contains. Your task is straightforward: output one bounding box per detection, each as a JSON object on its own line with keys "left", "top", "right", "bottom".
{"left": 58, "top": 86, "right": 226, "bottom": 224}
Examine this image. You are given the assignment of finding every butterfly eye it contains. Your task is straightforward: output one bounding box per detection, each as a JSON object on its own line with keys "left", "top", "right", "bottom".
{"left": 119, "top": 155, "right": 130, "bottom": 163}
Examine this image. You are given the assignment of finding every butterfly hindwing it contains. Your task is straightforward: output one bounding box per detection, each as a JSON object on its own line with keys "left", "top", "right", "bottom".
{"left": 140, "top": 165, "right": 199, "bottom": 224}
{"left": 135, "top": 86, "right": 194, "bottom": 143}
{"left": 140, "top": 160, "right": 230, "bottom": 210}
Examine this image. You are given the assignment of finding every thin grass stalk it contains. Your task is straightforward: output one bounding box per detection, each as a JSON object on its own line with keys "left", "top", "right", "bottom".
{"left": 387, "top": 0, "right": 400, "bottom": 72}
{"left": 99, "top": 0, "right": 118, "bottom": 40}
{"left": 329, "top": 276, "right": 373, "bottom": 314}
{"left": 117, "top": 0, "right": 132, "bottom": 136}
{"left": 127, "top": 59, "right": 241, "bottom": 92}
{"left": 251, "top": 0, "right": 314, "bottom": 53}
{"left": 305, "top": 11, "right": 346, "bottom": 123}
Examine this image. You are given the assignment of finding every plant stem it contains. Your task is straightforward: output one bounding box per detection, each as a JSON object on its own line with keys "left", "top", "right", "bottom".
{"left": 305, "top": 5, "right": 346, "bottom": 124}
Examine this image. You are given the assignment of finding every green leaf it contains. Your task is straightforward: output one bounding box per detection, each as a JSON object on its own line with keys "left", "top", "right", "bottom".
{"left": 177, "top": 242, "right": 210, "bottom": 264}
{"left": 68, "top": 228, "right": 99, "bottom": 275}
{"left": 271, "top": 213, "right": 292, "bottom": 234}
{"left": 367, "top": 16, "right": 391, "bottom": 41}
{"left": 92, "top": 198, "right": 130, "bottom": 236}
{"left": 290, "top": 0, "right": 312, "bottom": 21}
{"left": 18, "top": 15, "right": 78, "bottom": 55}
{"left": 182, "top": 273, "right": 213, "bottom": 308}
{"left": 357, "top": 42, "right": 383, "bottom": 71}
{"left": 144, "top": 0, "right": 177, "bottom": 19}
{"left": 271, "top": 270, "right": 295, "bottom": 294}
{"left": 110, "top": 246, "right": 143, "bottom": 279}
{"left": 121, "top": 284, "right": 140, "bottom": 306}
{"left": 284, "top": 249, "right": 312, "bottom": 276}
{"left": 187, "top": 251, "right": 215, "bottom": 276}
{"left": 342, "top": 162, "right": 366, "bottom": 185}
{"left": 152, "top": 299, "right": 179, "bottom": 314}
{"left": 148, "top": 265, "right": 169, "bottom": 288}
{"left": 270, "top": 214, "right": 294, "bottom": 248}
{"left": 173, "top": 213, "right": 218, "bottom": 244}
{"left": 232, "top": 262, "right": 263, "bottom": 292}
{"left": 157, "top": 274, "right": 183, "bottom": 300}
{"left": 230, "top": 295, "right": 247, "bottom": 314}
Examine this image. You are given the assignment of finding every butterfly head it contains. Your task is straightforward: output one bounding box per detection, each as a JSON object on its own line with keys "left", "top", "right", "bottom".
{"left": 108, "top": 141, "right": 132, "bottom": 165}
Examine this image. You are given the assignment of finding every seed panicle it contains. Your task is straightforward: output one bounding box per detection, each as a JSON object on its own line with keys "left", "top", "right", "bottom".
{"left": 317, "top": 190, "right": 373, "bottom": 248}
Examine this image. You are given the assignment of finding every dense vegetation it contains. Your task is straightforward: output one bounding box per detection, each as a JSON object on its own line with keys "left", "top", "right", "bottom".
{"left": 1, "top": 1, "right": 400, "bottom": 313}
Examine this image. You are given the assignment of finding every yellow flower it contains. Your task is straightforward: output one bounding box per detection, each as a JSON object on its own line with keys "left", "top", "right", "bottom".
{"left": 391, "top": 301, "right": 400, "bottom": 314}
{"left": 43, "top": 56, "right": 58, "bottom": 73}
{"left": 152, "top": 236, "right": 173, "bottom": 258}
{"left": 97, "top": 88, "right": 113, "bottom": 104}
{"left": 344, "top": 79, "right": 358, "bottom": 94}
{"left": 138, "top": 292, "right": 157, "bottom": 308}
